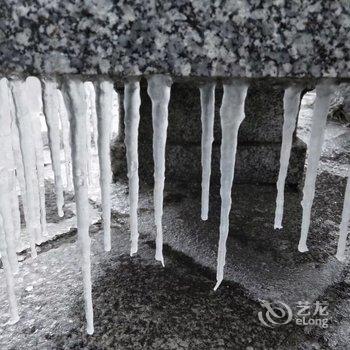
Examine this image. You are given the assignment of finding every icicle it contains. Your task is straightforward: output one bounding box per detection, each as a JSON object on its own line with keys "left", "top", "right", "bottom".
{"left": 95, "top": 79, "right": 113, "bottom": 252}
{"left": 11, "top": 80, "right": 39, "bottom": 258}
{"left": 27, "top": 77, "right": 47, "bottom": 238}
{"left": 11, "top": 121, "right": 28, "bottom": 228}
{"left": 57, "top": 89, "right": 73, "bottom": 190}
{"left": 336, "top": 166, "right": 350, "bottom": 261}
{"left": 147, "top": 75, "right": 172, "bottom": 266}
{"left": 87, "top": 82, "right": 98, "bottom": 149}
{"left": 7, "top": 85, "right": 21, "bottom": 245}
{"left": 11, "top": 182, "right": 21, "bottom": 245}
{"left": 42, "top": 79, "right": 64, "bottom": 217}
{"left": 298, "top": 82, "right": 334, "bottom": 252}
{"left": 274, "top": 85, "right": 303, "bottom": 229}
{"left": 61, "top": 77, "right": 94, "bottom": 335}
{"left": 84, "top": 82, "right": 93, "bottom": 185}
{"left": 124, "top": 78, "right": 141, "bottom": 255}
{"left": 0, "top": 78, "right": 19, "bottom": 272}
{"left": 0, "top": 216, "right": 19, "bottom": 324}
{"left": 214, "top": 80, "right": 249, "bottom": 291}
{"left": 200, "top": 82, "right": 216, "bottom": 221}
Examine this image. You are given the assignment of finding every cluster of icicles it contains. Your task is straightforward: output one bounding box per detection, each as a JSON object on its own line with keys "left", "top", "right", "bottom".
{"left": 0, "top": 75, "right": 349, "bottom": 334}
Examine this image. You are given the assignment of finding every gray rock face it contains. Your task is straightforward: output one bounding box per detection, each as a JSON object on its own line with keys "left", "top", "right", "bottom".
{"left": 0, "top": 0, "right": 349, "bottom": 77}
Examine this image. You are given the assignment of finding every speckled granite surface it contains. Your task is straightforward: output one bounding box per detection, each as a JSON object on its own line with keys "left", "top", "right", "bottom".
{"left": 0, "top": 0, "right": 349, "bottom": 77}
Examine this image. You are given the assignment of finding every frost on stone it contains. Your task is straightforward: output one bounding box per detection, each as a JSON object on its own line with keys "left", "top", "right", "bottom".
{"left": 214, "top": 80, "right": 249, "bottom": 291}
{"left": 124, "top": 78, "right": 141, "bottom": 256}
{"left": 147, "top": 75, "right": 172, "bottom": 266}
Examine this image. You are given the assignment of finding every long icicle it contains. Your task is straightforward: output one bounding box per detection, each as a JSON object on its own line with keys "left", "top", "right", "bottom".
{"left": 7, "top": 83, "right": 21, "bottom": 246}
{"left": 27, "top": 77, "right": 47, "bottom": 238}
{"left": 274, "top": 85, "right": 303, "bottom": 229}
{"left": 11, "top": 119, "right": 28, "bottom": 230}
{"left": 95, "top": 79, "right": 113, "bottom": 252}
{"left": 200, "top": 82, "right": 216, "bottom": 221}
{"left": 84, "top": 82, "right": 93, "bottom": 185}
{"left": 42, "top": 79, "right": 64, "bottom": 217}
{"left": 214, "top": 80, "right": 249, "bottom": 291}
{"left": 61, "top": 77, "right": 94, "bottom": 335}
{"left": 336, "top": 166, "right": 350, "bottom": 261}
{"left": 57, "top": 89, "right": 73, "bottom": 190}
{"left": 88, "top": 83, "right": 98, "bottom": 149}
{"left": 0, "top": 78, "right": 19, "bottom": 272}
{"left": 147, "top": 75, "right": 172, "bottom": 266}
{"left": 10, "top": 80, "right": 38, "bottom": 258}
{"left": 0, "top": 215, "right": 19, "bottom": 324}
{"left": 298, "top": 82, "right": 334, "bottom": 252}
{"left": 124, "top": 78, "right": 141, "bottom": 255}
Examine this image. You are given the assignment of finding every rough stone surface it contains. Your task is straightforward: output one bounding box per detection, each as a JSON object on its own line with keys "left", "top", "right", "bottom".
{"left": 0, "top": 1, "right": 349, "bottom": 78}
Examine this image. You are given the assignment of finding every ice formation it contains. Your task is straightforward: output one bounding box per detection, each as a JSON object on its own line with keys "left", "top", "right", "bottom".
{"left": 124, "top": 79, "right": 141, "bottom": 255}
{"left": 200, "top": 83, "right": 216, "bottom": 221}
{"left": 147, "top": 75, "right": 172, "bottom": 266}
{"left": 61, "top": 78, "right": 94, "bottom": 335}
{"left": 27, "top": 77, "right": 47, "bottom": 238}
{"left": 0, "top": 78, "right": 19, "bottom": 273}
{"left": 84, "top": 82, "right": 94, "bottom": 185}
{"left": 57, "top": 89, "right": 73, "bottom": 190}
{"left": 11, "top": 80, "right": 40, "bottom": 258}
{"left": 0, "top": 216, "right": 19, "bottom": 324}
{"left": 214, "top": 80, "right": 249, "bottom": 291}
{"left": 95, "top": 79, "right": 114, "bottom": 252}
{"left": 336, "top": 167, "right": 350, "bottom": 261}
{"left": 1, "top": 74, "right": 348, "bottom": 334}
{"left": 274, "top": 85, "right": 303, "bottom": 229}
{"left": 42, "top": 80, "right": 64, "bottom": 217}
{"left": 298, "top": 83, "right": 334, "bottom": 253}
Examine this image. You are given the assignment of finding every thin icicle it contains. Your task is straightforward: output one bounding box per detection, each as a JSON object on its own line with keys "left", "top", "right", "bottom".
{"left": 11, "top": 120, "right": 28, "bottom": 229}
{"left": 200, "top": 82, "right": 216, "bottom": 221}
{"left": 0, "top": 216, "right": 19, "bottom": 324}
{"left": 336, "top": 166, "right": 350, "bottom": 261}
{"left": 11, "top": 80, "right": 39, "bottom": 258}
{"left": 214, "top": 80, "right": 249, "bottom": 291}
{"left": 298, "top": 82, "right": 334, "bottom": 252}
{"left": 61, "top": 77, "right": 94, "bottom": 335}
{"left": 147, "top": 75, "right": 172, "bottom": 266}
{"left": 124, "top": 78, "right": 141, "bottom": 255}
{"left": 274, "top": 85, "right": 303, "bottom": 229}
{"left": 87, "top": 82, "right": 98, "bottom": 149}
{"left": 7, "top": 86, "right": 21, "bottom": 245}
{"left": 84, "top": 82, "right": 93, "bottom": 185}
{"left": 42, "top": 79, "right": 64, "bottom": 217}
{"left": 95, "top": 79, "right": 113, "bottom": 252}
{"left": 57, "top": 89, "right": 73, "bottom": 190}
{"left": 27, "top": 77, "right": 47, "bottom": 238}
{"left": 0, "top": 78, "right": 19, "bottom": 273}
